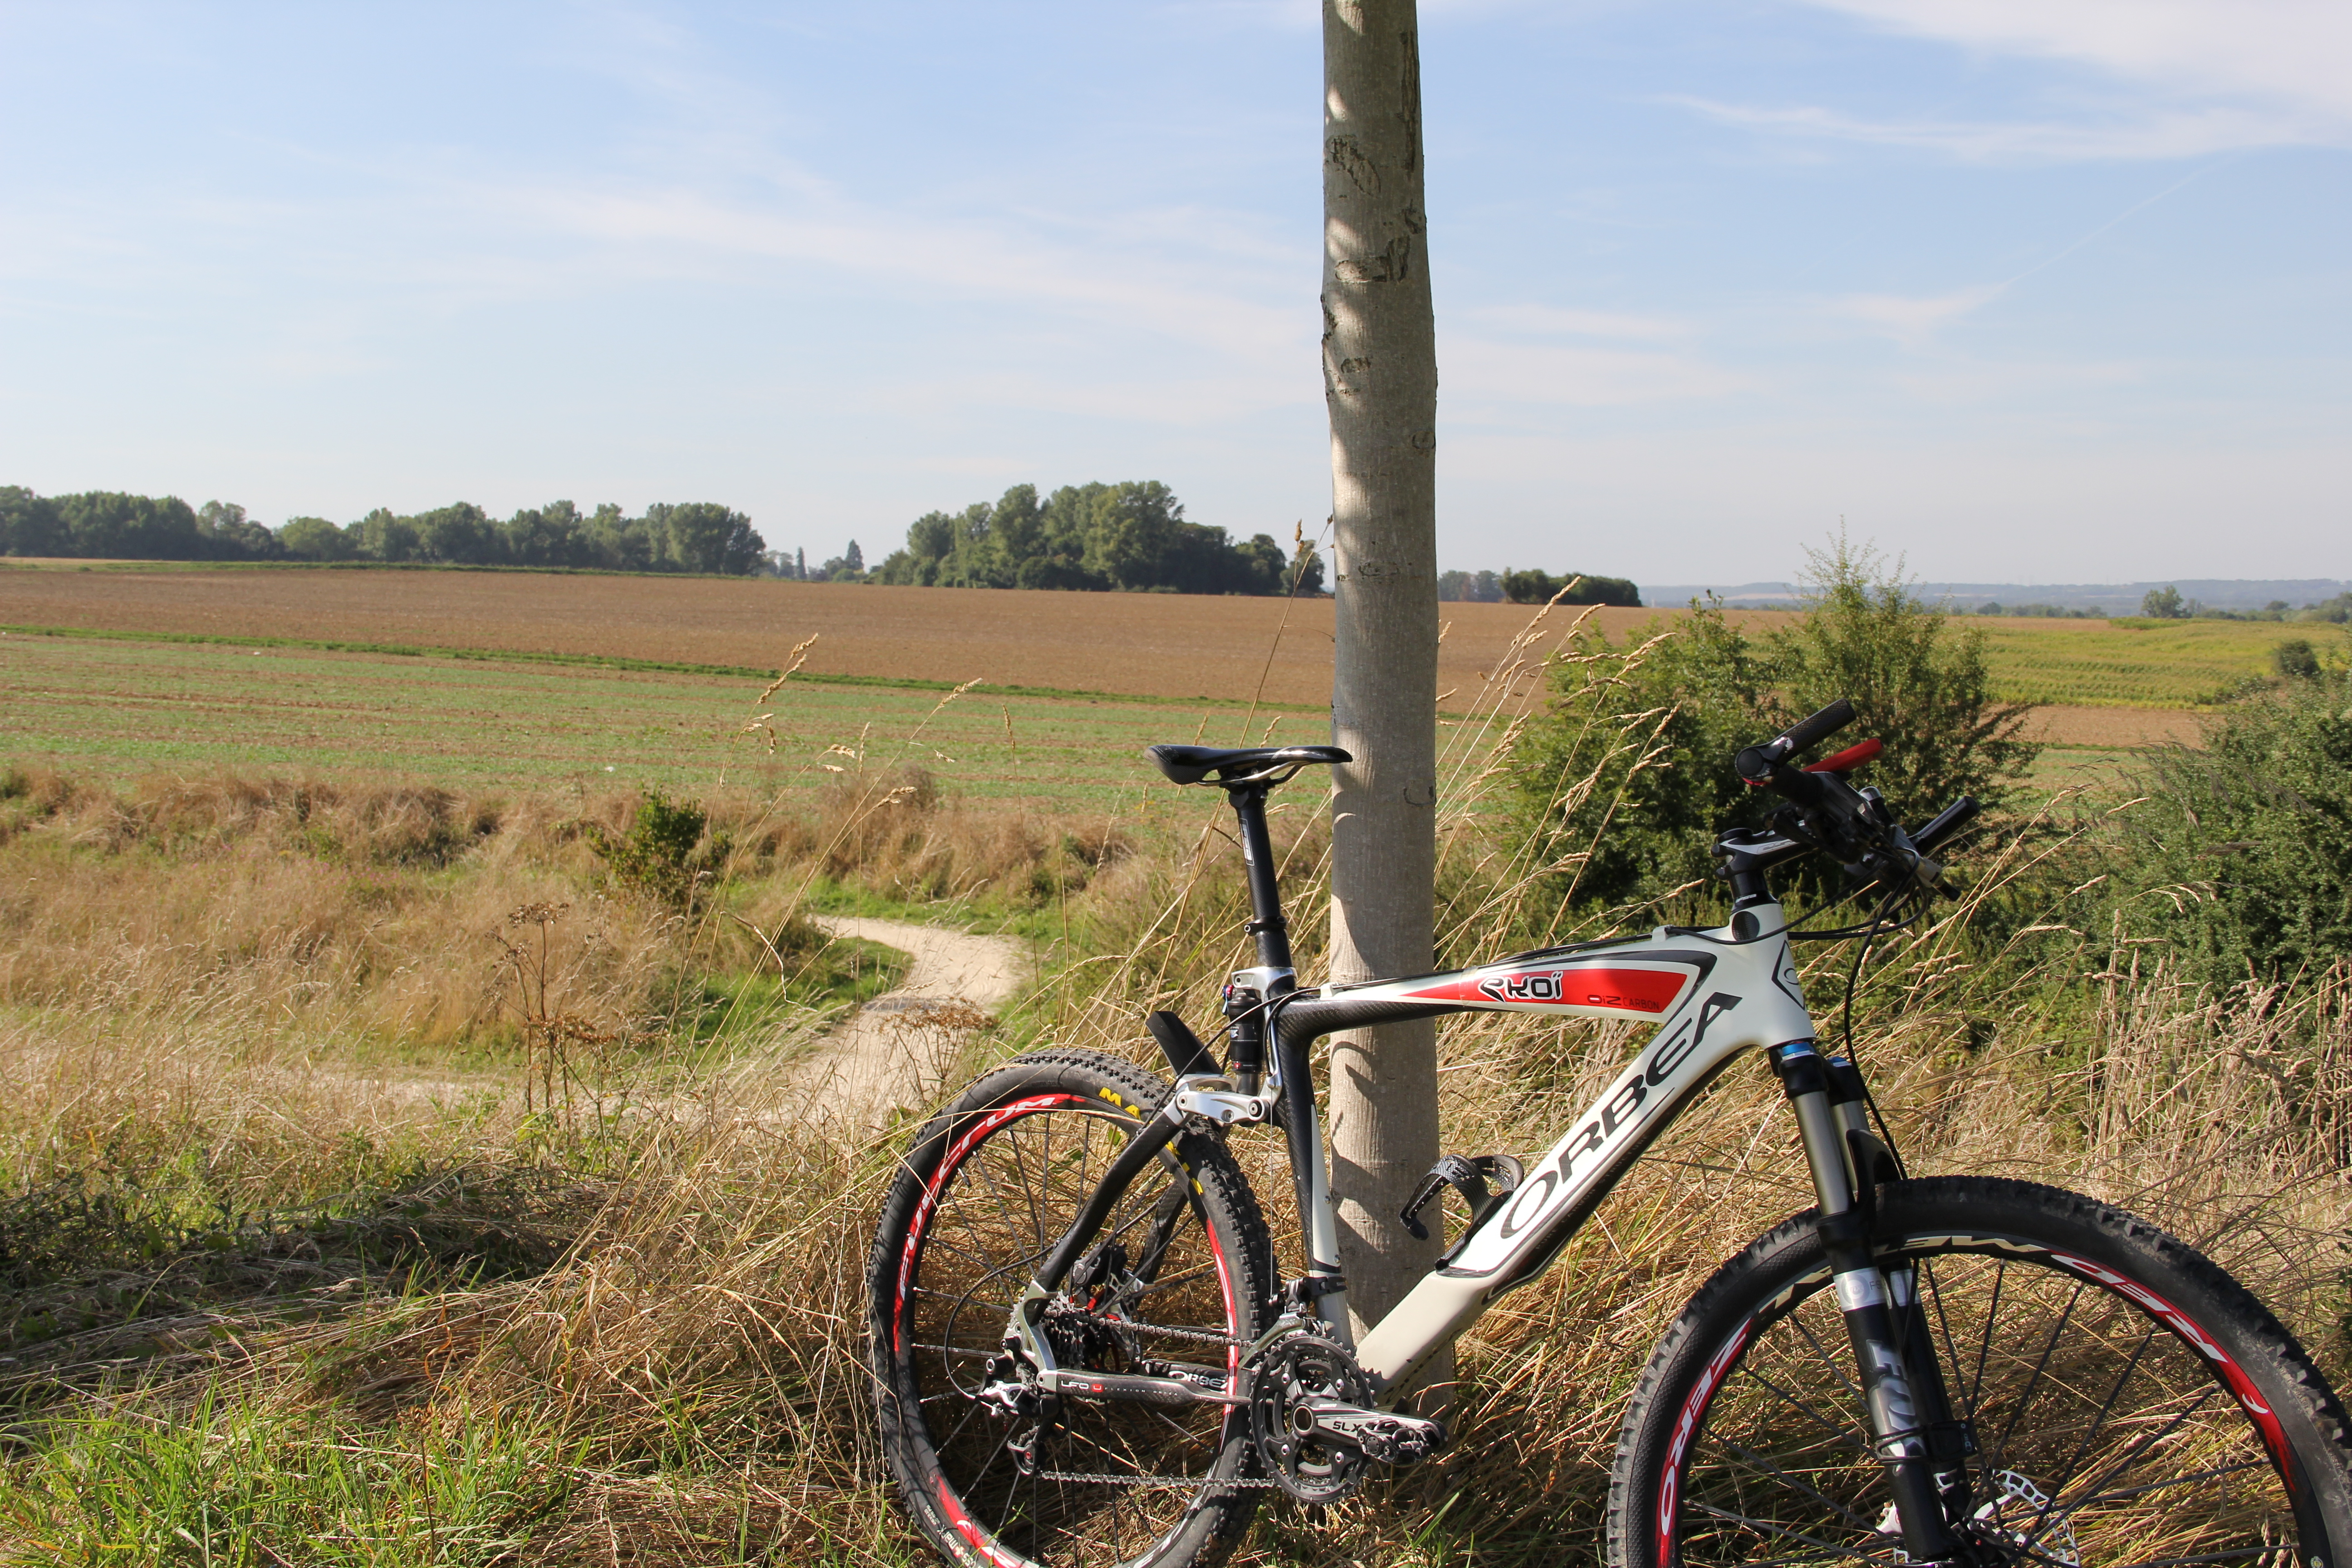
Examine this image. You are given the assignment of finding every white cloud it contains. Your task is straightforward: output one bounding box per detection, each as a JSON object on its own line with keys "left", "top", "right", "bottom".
{"left": 1672, "top": 96, "right": 2319, "bottom": 161}
{"left": 1704, "top": 0, "right": 2352, "bottom": 161}
{"left": 1836, "top": 284, "right": 2003, "bottom": 348}
{"left": 1798, "top": 0, "right": 2352, "bottom": 126}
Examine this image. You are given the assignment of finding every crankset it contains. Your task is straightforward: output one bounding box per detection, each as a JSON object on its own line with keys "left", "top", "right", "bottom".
{"left": 1246, "top": 1327, "right": 1446, "bottom": 1504}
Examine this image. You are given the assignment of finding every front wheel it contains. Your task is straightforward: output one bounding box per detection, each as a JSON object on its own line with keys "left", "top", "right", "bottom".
{"left": 1610, "top": 1176, "right": 2352, "bottom": 1567}
{"left": 867, "top": 1049, "right": 1278, "bottom": 1568}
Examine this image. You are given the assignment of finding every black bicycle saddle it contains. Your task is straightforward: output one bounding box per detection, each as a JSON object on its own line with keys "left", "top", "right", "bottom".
{"left": 1146, "top": 744, "right": 1351, "bottom": 786}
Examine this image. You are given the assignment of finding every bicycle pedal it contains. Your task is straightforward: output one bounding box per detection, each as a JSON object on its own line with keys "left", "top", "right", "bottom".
{"left": 1292, "top": 1399, "right": 1447, "bottom": 1465}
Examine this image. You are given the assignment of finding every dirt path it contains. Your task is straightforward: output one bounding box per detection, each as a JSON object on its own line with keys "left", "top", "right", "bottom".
{"left": 792, "top": 916, "right": 1028, "bottom": 1124}
{"left": 273, "top": 916, "right": 1025, "bottom": 1128}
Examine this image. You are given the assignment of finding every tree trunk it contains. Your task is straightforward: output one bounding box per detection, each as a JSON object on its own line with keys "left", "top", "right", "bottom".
{"left": 1321, "top": 0, "right": 1441, "bottom": 1362}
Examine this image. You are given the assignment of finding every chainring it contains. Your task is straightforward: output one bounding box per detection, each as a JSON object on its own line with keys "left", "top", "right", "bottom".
{"left": 1247, "top": 1328, "right": 1373, "bottom": 1504}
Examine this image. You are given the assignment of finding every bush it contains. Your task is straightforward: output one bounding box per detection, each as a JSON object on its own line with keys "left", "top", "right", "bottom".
{"left": 584, "top": 789, "right": 722, "bottom": 908}
{"left": 2277, "top": 638, "right": 2323, "bottom": 681}
{"left": 1509, "top": 538, "right": 2038, "bottom": 924}
{"left": 2114, "top": 671, "right": 2352, "bottom": 983}
{"left": 1509, "top": 600, "right": 1766, "bottom": 920}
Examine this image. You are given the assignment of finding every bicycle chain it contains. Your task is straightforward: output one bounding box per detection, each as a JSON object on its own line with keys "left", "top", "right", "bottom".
{"left": 1045, "top": 1308, "right": 1241, "bottom": 1349}
{"left": 1024, "top": 1308, "right": 1264, "bottom": 1494}
{"left": 1032, "top": 1470, "right": 1278, "bottom": 1490}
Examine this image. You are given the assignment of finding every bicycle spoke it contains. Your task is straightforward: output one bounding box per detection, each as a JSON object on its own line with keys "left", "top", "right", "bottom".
{"left": 2045, "top": 1382, "right": 2222, "bottom": 1524}
{"left": 1686, "top": 1500, "right": 1901, "bottom": 1564}
{"left": 2069, "top": 1455, "right": 2269, "bottom": 1508}
{"left": 1970, "top": 1257, "right": 2006, "bottom": 1422}
{"left": 1784, "top": 1301, "right": 1868, "bottom": 1411}
{"left": 1714, "top": 1438, "right": 1882, "bottom": 1530}
{"left": 1989, "top": 1276, "right": 2085, "bottom": 1471}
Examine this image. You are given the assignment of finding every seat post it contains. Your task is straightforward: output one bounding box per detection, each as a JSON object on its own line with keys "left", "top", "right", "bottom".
{"left": 1225, "top": 784, "right": 1294, "bottom": 976}
{"left": 1221, "top": 783, "right": 1294, "bottom": 1091}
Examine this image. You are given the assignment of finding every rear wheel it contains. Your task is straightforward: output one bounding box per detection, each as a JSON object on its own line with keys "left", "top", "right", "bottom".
{"left": 1610, "top": 1176, "right": 2352, "bottom": 1567}
{"left": 868, "top": 1049, "right": 1277, "bottom": 1568}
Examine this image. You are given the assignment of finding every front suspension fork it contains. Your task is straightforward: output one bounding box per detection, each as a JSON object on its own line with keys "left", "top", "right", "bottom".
{"left": 1772, "top": 1041, "right": 1972, "bottom": 1563}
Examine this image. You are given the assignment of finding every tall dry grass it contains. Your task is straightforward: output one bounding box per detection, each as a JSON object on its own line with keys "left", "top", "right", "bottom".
{"left": 5, "top": 610, "right": 2348, "bottom": 1565}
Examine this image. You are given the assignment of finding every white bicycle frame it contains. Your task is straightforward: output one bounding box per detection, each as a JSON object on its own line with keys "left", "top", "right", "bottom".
{"left": 1240, "top": 907, "right": 1818, "bottom": 1400}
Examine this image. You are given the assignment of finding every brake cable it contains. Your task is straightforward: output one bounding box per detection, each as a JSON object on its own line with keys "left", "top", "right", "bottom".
{"left": 1835, "top": 883, "right": 1916, "bottom": 1178}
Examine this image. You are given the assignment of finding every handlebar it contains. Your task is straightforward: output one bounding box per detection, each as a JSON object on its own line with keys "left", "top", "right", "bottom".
{"left": 1734, "top": 698, "right": 1855, "bottom": 783}
{"left": 1911, "top": 795, "right": 1979, "bottom": 854}
{"left": 1723, "top": 698, "right": 1979, "bottom": 901}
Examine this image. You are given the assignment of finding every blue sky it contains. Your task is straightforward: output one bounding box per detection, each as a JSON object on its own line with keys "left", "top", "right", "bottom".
{"left": 1, "top": 0, "right": 2344, "bottom": 585}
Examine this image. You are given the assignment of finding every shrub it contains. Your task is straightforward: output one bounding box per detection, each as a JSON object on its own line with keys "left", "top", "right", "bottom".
{"left": 1509, "top": 600, "right": 1766, "bottom": 921}
{"left": 2277, "top": 638, "right": 2323, "bottom": 681}
{"left": 1509, "top": 538, "right": 2038, "bottom": 924}
{"left": 1761, "top": 535, "right": 2039, "bottom": 823}
{"left": 583, "top": 789, "right": 720, "bottom": 908}
{"left": 2114, "top": 671, "right": 2352, "bottom": 983}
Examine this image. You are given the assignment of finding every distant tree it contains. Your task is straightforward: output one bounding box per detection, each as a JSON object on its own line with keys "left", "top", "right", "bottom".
{"left": 646, "top": 502, "right": 764, "bottom": 575}
{"left": 196, "top": 501, "right": 280, "bottom": 559}
{"left": 1437, "top": 568, "right": 1502, "bottom": 603}
{"left": 1233, "top": 533, "right": 1286, "bottom": 594}
{"left": 56, "top": 492, "right": 203, "bottom": 559}
{"left": 278, "top": 516, "right": 358, "bottom": 561}
{"left": 412, "top": 502, "right": 501, "bottom": 564}
{"left": 504, "top": 501, "right": 592, "bottom": 568}
{"left": 1500, "top": 567, "right": 1641, "bottom": 607}
{"left": 0, "top": 486, "right": 65, "bottom": 555}
{"left": 357, "top": 508, "right": 421, "bottom": 563}
{"left": 816, "top": 539, "right": 867, "bottom": 582}
{"left": 2142, "top": 585, "right": 2186, "bottom": 619}
{"left": 877, "top": 479, "right": 1303, "bottom": 596}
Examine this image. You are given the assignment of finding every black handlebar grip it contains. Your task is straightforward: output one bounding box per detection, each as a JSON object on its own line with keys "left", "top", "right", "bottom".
{"left": 1777, "top": 698, "right": 1856, "bottom": 757}
{"left": 1912, "top": 795, "right": 1980, "bottom": 854}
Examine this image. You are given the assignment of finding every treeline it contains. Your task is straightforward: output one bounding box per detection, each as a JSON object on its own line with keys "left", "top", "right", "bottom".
{"left": 870, "top": 482, "right": 1322, "bottom": 596}
{"left": 0, "top": 488, "right": 768, "bottom": 576}
{"left": 1439, "top": 567, "right": 1642, "bottom": 606}
{"left": 1964, "top": 588, "right": 2352, "bottom": 624}
{"left": 2135, "top": 585, "right": 2352, "bottom": 624}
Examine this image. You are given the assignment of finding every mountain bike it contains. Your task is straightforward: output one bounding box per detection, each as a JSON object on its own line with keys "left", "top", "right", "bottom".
{"left": 867, "top": 700, "right": 2352, "bottom": 1568}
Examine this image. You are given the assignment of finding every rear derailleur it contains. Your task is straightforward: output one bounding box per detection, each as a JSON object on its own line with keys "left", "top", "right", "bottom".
{"left": 1246, "top": 1324, "right": 1446, "bottom": 1504}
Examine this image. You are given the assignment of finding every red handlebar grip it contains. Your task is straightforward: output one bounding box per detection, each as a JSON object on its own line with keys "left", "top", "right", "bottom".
{"left": 1804, "top": 738, "right": 1882, "bottom": 775}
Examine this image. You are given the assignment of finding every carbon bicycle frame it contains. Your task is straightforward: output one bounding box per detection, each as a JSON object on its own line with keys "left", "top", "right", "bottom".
{"left": 1022, "top": 775, "right": 1824, "bottom": 1406}
{"left": 1250, "top": 910, "right": 1817, "bottom": 1398}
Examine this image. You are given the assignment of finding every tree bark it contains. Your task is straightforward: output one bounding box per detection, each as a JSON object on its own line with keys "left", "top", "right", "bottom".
{"left": 1322, "top": 0, "right": 1441, "bottom": 1360}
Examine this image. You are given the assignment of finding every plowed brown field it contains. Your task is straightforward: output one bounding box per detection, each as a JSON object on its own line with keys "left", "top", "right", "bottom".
{"left": 0, "top": 563, "right": 2213, "bottom": 752}
{"left": 0, "top": 564, "right": 1736, "bottom": 711}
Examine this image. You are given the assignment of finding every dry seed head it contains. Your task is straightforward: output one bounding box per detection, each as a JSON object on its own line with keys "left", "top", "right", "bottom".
{"left": 754, "top": 634, "right": 819, "bottom": 705}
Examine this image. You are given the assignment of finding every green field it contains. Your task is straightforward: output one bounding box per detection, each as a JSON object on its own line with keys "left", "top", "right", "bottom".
{"left": 5, "top": 618, "right": 2298, "bottom": 810}
{"left": 1979, "top": 616, "right": 2345, "bottom": 708}
{"left": 0, "top": 630, "right": 1327, "bottom": 809}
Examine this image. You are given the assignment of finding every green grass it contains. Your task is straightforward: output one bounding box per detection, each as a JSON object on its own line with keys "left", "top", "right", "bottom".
{"left": 0, "top": 630, "right": 1319, "bottom": 808}
{"left": 2, "top": 1387, "right": 586, "bottom": 1565}
{"left": 1980, "top": 617, "right": 2347, "bottom": 708}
